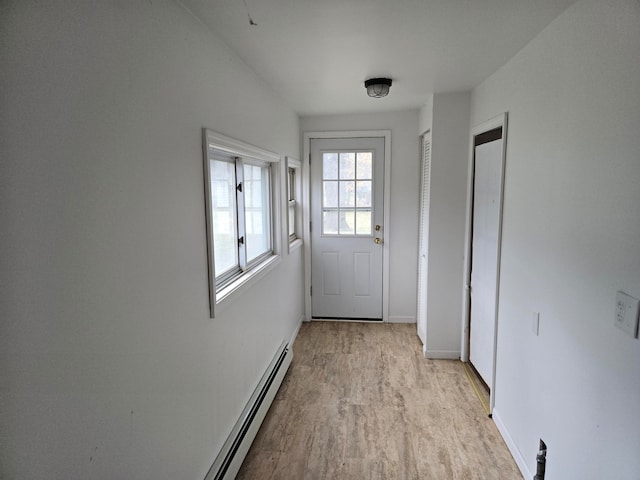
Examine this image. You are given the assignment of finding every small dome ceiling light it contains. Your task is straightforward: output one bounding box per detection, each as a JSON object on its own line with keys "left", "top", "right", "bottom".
{"left": 364, "top": 78, "right": 393, "bottom": 98}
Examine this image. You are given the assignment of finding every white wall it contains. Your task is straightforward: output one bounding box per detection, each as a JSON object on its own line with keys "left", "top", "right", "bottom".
{"left": 417, "top": 93, "right": 470, "bottom": 358}
{"left": 0, "top": 1, "right": 303, "bottom": 478}
{"left": 418, "top": 94, "right": 433, "bottom": 135}
{"left": 470, "top": 0, "right": 640, "bottom": 478}
{"left": 301, "top": 110, "right": 421, "bottom": 323}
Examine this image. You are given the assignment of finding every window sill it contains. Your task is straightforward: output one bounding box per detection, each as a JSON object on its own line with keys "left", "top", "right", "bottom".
{"left": 214, "top": 254, "right": 281, "bottom": 314}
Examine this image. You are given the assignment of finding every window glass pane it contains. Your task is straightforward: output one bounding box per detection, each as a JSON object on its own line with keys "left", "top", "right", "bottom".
{"left": 288, "top": 167, "right": 296, "bottom": 239}
{"left": 356, "top": 180, "right": 372, "bottom": 207}
{"left": 210, "top": 159, "right": 238, "bottom": 275}
{"left": 323, "top": 153, "right": 338, "bottom": 180}
{"left": 339, "top": 210, "right": 355, "bottom": 235}
{"left": 356, "top": 152, "right": 373, "bottom": 179}
{"left": 323, "top": 210, "right": 338, "bottom": 235}
{"left": 339, "top": 181, "right": 355, "bottom": 207}
{"left": 288, "top": 209, "right": 295, "bottom": 237}
{"left": 244, "top": 164, "right": 270, "bottom": 262}
{"left": 323, "top": 181, "right": 338, "bottom": 208}
{"left": 355, "top": 210, "right": 372, "bottom": 235}
{"left": 288, "top": 201, "right": 295, "bottom": 237}
{"left": 339, "top": 152, "right": 355, "bottom": 179}
{"left": 288, "top": 167, "right": 295, "bottom": 201}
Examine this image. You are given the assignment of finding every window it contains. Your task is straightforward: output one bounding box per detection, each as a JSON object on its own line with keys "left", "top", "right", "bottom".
{"left": 286, "top": 156, "right": 302, "bottom": 248}
{"left": 203, "top": 129, "right": 281, "bottom": 317}
{"left": 321, "top": 151, "right": 373, "bottom": 236}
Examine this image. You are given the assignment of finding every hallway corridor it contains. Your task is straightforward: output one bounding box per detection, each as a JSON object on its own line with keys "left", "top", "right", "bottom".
{"left": 238, "top": 322, "right": 521, "bottom": 479}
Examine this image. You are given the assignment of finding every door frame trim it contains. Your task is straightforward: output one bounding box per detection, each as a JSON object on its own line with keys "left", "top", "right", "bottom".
{"left": 303, "top": 130, "right": 392, "bottom": 323}
{"left": 460, "top": 113, "right": 508, "bottom": 414}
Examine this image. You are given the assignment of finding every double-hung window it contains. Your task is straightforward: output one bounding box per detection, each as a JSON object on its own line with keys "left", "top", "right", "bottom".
{"left": 203, "top": 129, "right": 280, "bottom": 316}
{"left": 286, "top": 156, "right": 302, "bottom": 249}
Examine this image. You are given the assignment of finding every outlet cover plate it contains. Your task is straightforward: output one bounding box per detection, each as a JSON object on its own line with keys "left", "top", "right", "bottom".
{"left": 615, "top": 291, "right": 639, "bottom": 338}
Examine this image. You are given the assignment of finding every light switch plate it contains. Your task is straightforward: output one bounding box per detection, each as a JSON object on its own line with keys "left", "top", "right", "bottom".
{"left": 615, "top": 291, "right": 639, "bottom": 338}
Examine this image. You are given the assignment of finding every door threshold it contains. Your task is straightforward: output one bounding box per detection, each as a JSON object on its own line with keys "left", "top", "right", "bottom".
{"left": 462, "top": 361, "right": 491, "bottom": 417}
{"left": 311, "top": 317, "right": 383, "bottom": 323}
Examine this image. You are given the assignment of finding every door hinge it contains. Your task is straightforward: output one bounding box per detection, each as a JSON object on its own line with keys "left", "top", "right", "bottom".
{"left": 310, "top": 285, "right": 312, "bottom": 296}
{"left": 309, "top": 153, "right": 311, "bottom": 163}
{"left": 309, "top": 221, "right": 312, "bottom": 233}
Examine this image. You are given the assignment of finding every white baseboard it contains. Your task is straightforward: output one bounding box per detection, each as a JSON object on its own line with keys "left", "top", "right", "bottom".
{"left": 205, "top": 342, "right": 292, "bottom": 480}
{"left": 492, "top": 408, "right": 532, "bottom": 480}
{"left": 423, "top": 346, "right": 460, "bottom": 359}
{"left": 388, "top": 315, "right": 416, "bottom": 323}
{"left": 289, "top": 314, "right": 305, "bottom": 346}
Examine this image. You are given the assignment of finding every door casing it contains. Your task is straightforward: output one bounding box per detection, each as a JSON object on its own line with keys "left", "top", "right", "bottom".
{"left": 303, "top": 131, "right": 391, "bottom": 323}
{"left": 460, "top": 113, "right": 508, "bottom": 414}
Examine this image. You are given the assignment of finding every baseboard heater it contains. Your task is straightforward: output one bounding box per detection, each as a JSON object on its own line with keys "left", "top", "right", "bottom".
{"left": 204, "top": 341, "right": 293, "bottom": 480}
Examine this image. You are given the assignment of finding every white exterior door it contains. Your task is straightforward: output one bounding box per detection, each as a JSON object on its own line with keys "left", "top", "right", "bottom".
{"left": 469, "top": 134, "right": 504, "bottom": 387}
{"left": 310, "top": 137, "right": 385, "bottom": 320}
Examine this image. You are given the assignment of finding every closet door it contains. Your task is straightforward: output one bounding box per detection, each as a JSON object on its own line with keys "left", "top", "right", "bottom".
{"left": 416, "top": 132, "right": 431, "bottom": 345}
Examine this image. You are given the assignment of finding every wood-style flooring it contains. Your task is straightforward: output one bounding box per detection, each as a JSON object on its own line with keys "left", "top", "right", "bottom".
{"left": 237, "top": 322, "right": 522, "bottom": 479}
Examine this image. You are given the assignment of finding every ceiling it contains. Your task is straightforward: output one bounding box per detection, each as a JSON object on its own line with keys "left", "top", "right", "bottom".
{"left": 181, "top": 0, "right": 576, "bottom": 116}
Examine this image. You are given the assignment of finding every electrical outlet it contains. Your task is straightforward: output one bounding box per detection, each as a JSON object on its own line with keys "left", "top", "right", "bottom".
{"left": 615, "top": 291, "right": 640, "bottom": 338}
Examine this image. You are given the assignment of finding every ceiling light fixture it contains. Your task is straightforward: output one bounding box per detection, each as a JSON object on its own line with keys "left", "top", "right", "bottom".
{"left": 364, "top": 78, "right": 392, "bottom": 98}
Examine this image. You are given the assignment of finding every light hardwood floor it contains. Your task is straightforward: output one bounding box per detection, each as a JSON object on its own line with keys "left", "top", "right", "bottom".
{"left": 237, "top": 322, "right": 522, "bottom": 479}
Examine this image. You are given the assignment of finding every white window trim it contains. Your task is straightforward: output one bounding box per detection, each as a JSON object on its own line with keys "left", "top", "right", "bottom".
{"left": 285, "top": 156, "right": 303, "bottom": 254}
{"left": 202, "top": 128, "right": 282, "bottom": 318}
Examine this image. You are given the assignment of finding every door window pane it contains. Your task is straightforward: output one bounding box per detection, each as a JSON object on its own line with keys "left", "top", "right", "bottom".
{"left": 323, "top": 153, "right": 338, "bottom": 179}
{"left": 356, "top": 152, "right": 372, "bottom": 179}
{"left": 339, "top": 152, "right": 355, "bottom": 179}
{"left": 339, "top": 181, "right": 355, "bottom": 208}
{"left": 356, "top": 181, "right": 371, "bottom": 207}
{"left": 323, "top": 181, "right": 338, "bottom": 208}
{"left": 323, "top": 211, "right": 338, "bottom": 234}
{"left": 339, "top": 210, "right": 355, "bottom": 235}
{"left": 355, "top": 210, "right": 372, "bottom": 235}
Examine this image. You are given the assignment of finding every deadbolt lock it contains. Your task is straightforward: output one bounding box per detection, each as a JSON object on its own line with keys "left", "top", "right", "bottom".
{"left": 375, "top": 224, "right": 381, "bottom": 231}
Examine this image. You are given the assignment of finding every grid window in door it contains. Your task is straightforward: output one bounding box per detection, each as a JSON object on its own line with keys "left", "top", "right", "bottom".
{"left": 322, "top": 151, "right": 373, "bottom": 236}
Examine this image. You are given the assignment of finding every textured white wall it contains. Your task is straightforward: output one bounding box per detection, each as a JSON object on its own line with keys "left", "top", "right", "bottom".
{"left": 0, "top": 1, "right": 302, "bottom": 478}
{"left": 423, "top": 92, "right": 471, "bottom": 357}
{"left": 470, "top": 0, "right": 640, "bottom": 478}
{"left": 418, "top": 95, "right": 433, "bottom": 135}
{"left": 301, "top": 110, "right": 421, "bottom": 323}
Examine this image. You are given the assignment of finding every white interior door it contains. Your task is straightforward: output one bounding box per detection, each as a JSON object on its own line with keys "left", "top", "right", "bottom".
{"left": 469, "top": 132, "right": 504, "bottom": 388}
{"left": 310, "top": 137, "right": 385, "bottom": 320}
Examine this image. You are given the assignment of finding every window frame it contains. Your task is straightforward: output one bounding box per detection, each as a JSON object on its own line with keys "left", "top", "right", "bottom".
{"left": 202, "top": 129, "right": 281, "bottom": 318}
{"left": 320, "top": 150, "right": 375, "bottom": 237}
{"left": 285, "top": 156, "right": 302, "bottom": 252}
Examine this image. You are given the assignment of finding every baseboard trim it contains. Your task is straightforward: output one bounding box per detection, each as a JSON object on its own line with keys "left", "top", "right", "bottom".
{"left": 204, "top": 342, "right": 292, "bottom": 480}
{"left": 492, "top": 408, "right": 532, "bottom": 480}
{"left": 423, "top": 346, "right": 460, "bottom": 359}
{"left": 289, "top": 315, "right": 304, "bottom": 346}
{"left": 388, "top": 315, "right": 416, "bottom": 324}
